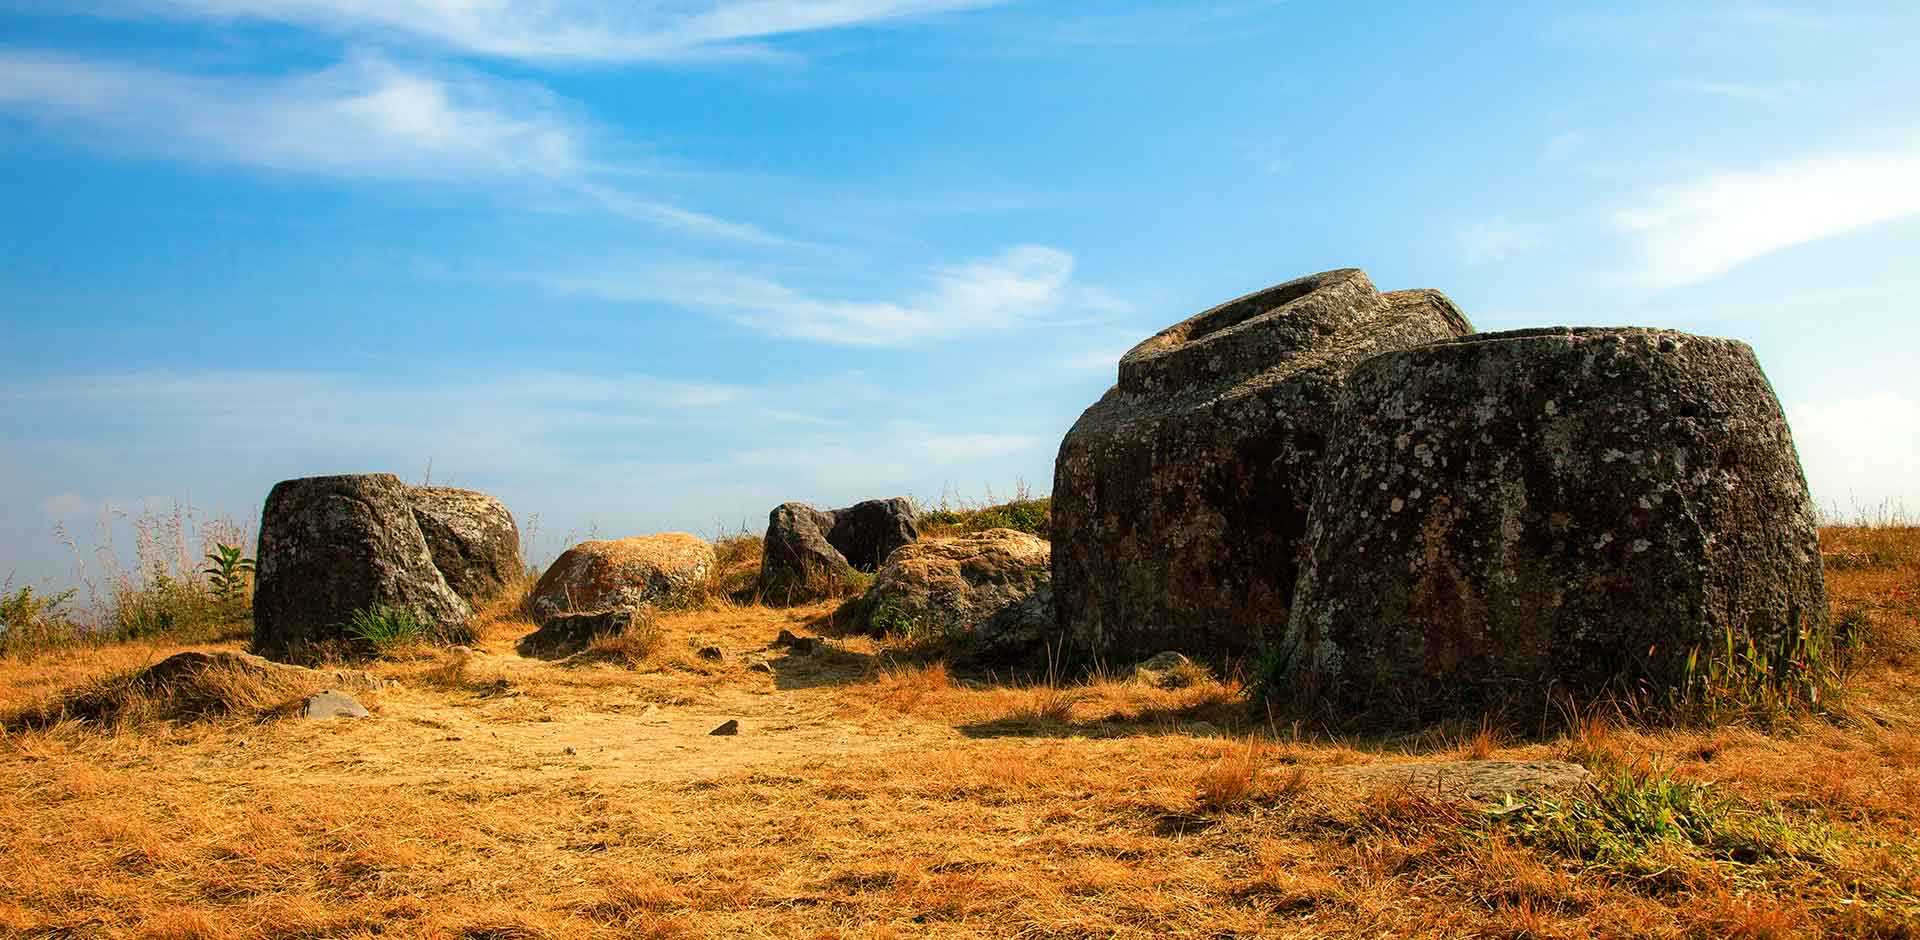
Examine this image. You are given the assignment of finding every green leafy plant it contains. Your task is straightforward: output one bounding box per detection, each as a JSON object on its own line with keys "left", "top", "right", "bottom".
{"left": 346, "top": 605, "right": 428, "bottom": 653}
{"left": 201, "top": 543, "right": 256, "bottom": 605}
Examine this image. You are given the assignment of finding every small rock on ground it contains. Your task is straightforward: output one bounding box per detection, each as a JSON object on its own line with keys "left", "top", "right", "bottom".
{"left": 710, "top": 719, "right": 740, "bottom": 736}
{"left": 300, "top": 689, "right": 370, "bottom": 720}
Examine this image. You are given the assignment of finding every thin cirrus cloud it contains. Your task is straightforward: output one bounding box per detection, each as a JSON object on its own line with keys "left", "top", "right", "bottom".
{"left": 0, "top": 48, "right": 784, "bottom": 244}
{"left": 1611, "top": 140, "right": 1920, "bottom": 289}
{"left": 537, "top": 244, "right": 1094, "bottom": 346}
{"left": 101, "top": 0, "right": 1005, "bottom": 63}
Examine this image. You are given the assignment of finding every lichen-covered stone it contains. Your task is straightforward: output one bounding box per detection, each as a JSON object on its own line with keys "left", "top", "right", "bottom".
{"left": 409, "top": 486, "right": 522, "bottom": 605}
{"left": 1052, "top": 269, "right": 1474, "bottom": 663}
{"left": 1286, "top": 327, "right": 1828, "bottom": 723}
{"left": 255, "top": 473, "right": 473, "bottom": 658}
{"left": 757, "top": 497, "right": 919, "bottom": 604}
{"left": 856, "top": 528, "right": 1052, "bottom": 657}
{"left": 529, "top": 534, "right": 715, "bottom": 623}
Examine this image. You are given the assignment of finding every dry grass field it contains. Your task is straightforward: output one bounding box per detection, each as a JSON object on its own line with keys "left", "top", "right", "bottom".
{"left": 4, "top": 525, "right": 1919, "bottom": 939}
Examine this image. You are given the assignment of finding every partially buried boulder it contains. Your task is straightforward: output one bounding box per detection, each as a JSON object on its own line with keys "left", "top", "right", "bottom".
{"left": 1285, "top": 327, "right": 1829, "bottom": 724}
{"left": 517, "top": 606, "right": 644, "bottom": 659}
{"left": 758, "top": 497, "right": 919, "bottom": 604}
{"left": 1052, "top": 269, "right": 1475, "bottom": 663}
{"left": 528, "top": 533, "right": 715, "bottom": 623}
{"left": 254, "top": 473, "right": 473, "bottom": 658}
{"left": 855, "top": 528, "right": 1052, "bottom": 658}
{"left": 409, "top": 486, "right": 522, "bottom": 606}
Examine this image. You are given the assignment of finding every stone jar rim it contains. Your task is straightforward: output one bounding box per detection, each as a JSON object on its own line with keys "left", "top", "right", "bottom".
{"left": 1117, "top": 268, "right": 1379, "bottom": 393}
{"left": 1418, "top": 325, "right": 1742, "bottom": 350}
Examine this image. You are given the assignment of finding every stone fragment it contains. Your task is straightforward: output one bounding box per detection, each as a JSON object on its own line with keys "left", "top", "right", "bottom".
{"left": 710, "top": 719, "right": 740, "bottom": 736}
{"left": 516, "top": 607, "right": 643, "bottom": 659}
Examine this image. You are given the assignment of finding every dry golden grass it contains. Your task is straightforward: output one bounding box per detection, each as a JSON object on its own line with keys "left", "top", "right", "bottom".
{"left": 1, "top": 526, "right": 1918, "bottom": 937}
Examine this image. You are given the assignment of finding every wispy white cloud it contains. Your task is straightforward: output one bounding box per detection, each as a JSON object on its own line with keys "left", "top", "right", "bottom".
{"left": 0, "top": 49, "right": 580, "bottom": 178}
{"left": 1667, "top": 79, "right": 1809, "bottom": 104}
{"left": 1458, "top": 217, "right": 1546, "bottom": 265}
{"left": 1612, "top": 141, "right": 1920, "bottom": 288}
{"left": 537, "top": 244, "right": 1095, "bottom": 345}
{"left": 1787, "top": 394, "right": 1920, "bottom": 520}
{"left": 100, "top": 0, "right": 1002, "bottom": 63}
{"left": 0, "top": 48, "right": 784, "bottom": 243}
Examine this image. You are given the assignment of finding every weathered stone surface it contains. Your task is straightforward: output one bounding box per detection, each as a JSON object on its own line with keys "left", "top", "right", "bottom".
{"left": 827, "top": 498, "right": 919, "bottom": 570}
{"left": 529, "top": 534, "right": 714, "bottom": 623}
{"left": 1053, "top": 270, "right": 1475, "bottom": 663}
{"left": 409, "top": 486, "right": 522, "bottom": 606}
{"left": 758, "top": 502, "right": 853, "bottom": 604}
{"left": 1286, "top": 327, "right": 1829, "bottom": 723}
{"left": 1319, "top": 760, "right": 1591, "bottom": 804}
{"left": 300, "top": 689, "right": 370, "bottom": 720}
{"left": 856, "top": 528, "right": 1053, "bottom": 657}
{"left": 517, "top": 606, "right": 642, "bottom": 658}
{"left": 255, "top": 473, "right": 473, "bottom": 658}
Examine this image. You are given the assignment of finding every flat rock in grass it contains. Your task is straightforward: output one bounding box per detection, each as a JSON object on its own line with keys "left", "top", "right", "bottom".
{"left": 300, "top": 689, "right": 370, "bottom": 720}
{"left": 516, "top": 607, "right": 641, "bottom": 659}
{"left": 1318, "top": 760, "right": 1591, "bottom": 804}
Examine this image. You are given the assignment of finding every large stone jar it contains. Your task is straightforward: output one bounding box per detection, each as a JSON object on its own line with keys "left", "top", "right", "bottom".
{"left": 1286, "top": 327, "right": 1829, "bottom": 723}
{"left": 1052, "top": 269, "right": 1474, "bottom": 662}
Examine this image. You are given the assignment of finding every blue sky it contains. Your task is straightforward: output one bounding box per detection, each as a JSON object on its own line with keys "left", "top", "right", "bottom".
{"left": 3, "top": 1, "right": 1918, "bottom": 584}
